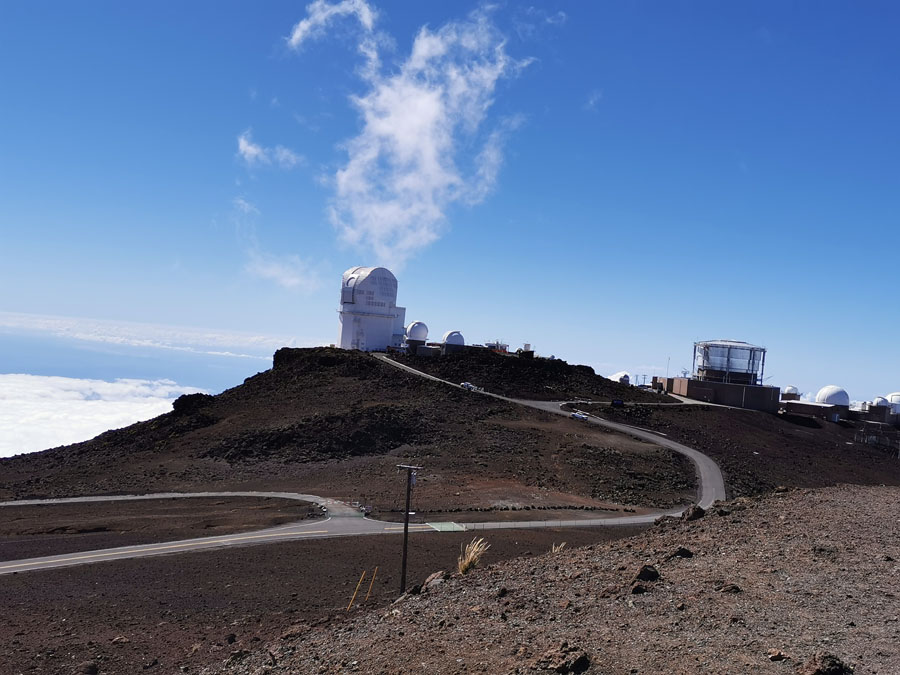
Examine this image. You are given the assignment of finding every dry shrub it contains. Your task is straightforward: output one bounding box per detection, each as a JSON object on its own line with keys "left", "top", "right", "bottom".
{"left": 551, "top": 542, "right": 567, "bottom": 554}
{"left": 457, "top": 537, "right": 490, "bottom": 575}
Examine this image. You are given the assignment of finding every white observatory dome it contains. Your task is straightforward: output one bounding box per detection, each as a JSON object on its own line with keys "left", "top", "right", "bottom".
{"left": 442, "top": 330, "right": 465, "bottom": 346}
{"left": 888, "top": 392, "right": 900, "bottom": 404}
{"left": 783, "top": 385, "right": 799, "bottom": 395}
{"left": 872, "top": 396, "right": 890, "bottom": 407}
{"left": 406, "top": 321, "right": 428, "bottom": 341}
{"left": 815, "top": 385, "right": 850, "bottom": 407}
{"left": 609, "top": 371, "right": 630, "bottom": 385}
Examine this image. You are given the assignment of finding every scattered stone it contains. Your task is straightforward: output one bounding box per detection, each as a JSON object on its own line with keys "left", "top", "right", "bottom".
{"left": 225, "top": 633, "right": 236, "bottom": 644}
{"left": 675, "top": 602, "right": 686, "bottom": 611}
{"left": 111, "top": 636, "right": 130, "bottom": 644}
{"left": 531, "top": 642, "right": 590, "bottom": 674}
{"left": 74, "top": 661, "right": 98, "bottom": 675}
{"left": 798, "top": 652, "right": 854, "bottom": 675}
{"left": 767, "top": 648, "right": 790, "bottom": 661}
{"left": 682, "top": 505, "right": 706, "bottom": 521}
{"left": 631, "top": 584, "right": 648, "bottom": 595}
{"left": 496, "top": 586, "right": 508, "bottom": 599}
{"left": 717, "top": 583, "right": 743, "bottom": 594}
{"left": 668, "top": 546, "right": 694, "bottom": 559}
{"left": 635, "top": 565, "right": 660, "bottom": 582}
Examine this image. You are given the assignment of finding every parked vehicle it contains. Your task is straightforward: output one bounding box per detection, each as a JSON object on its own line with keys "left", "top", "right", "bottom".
{"left": 570, "top": 412, "right": 588, "bottom": 420}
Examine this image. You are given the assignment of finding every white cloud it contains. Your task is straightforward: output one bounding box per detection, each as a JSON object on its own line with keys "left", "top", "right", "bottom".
{"left": 287, "top": 0, "right": 377, "bottom": 50}
{"left": 584, "top": 89, "right": 603, "bottom": 111}
{"left": 287, "top": 2, "right": 529, "bottom": 267}
{"left": 0, "top": 374, "right": 204, "bottom": 457}
{"left": 245, "top": 249, "right": 322, "bottom": 291}
{"left": 231, "top": 199, "right": 323, "bottom": 292}
{"left": 233, "top": 196, "right": 260, "bottom": 215}
{"left": 274, "top": 145, "right": 302, "bottom": 168}
{"left": 0, "top": 311, "right": 305, "bottom": 358}
{"left": 237, "top": 130, "right": 304, "bottom": 169}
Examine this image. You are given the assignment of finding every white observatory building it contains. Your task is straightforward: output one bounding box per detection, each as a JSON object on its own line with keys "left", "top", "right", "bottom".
{"left": 338, "top": 266, "right": 406, "bottom": 351}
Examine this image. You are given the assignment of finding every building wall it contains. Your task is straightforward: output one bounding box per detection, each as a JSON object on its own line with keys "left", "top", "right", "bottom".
{"left": 338, "top": 267, "right": 406, "bottom": 351}
{"left": 671, "top": 378, "right": 779, "bottom": 412}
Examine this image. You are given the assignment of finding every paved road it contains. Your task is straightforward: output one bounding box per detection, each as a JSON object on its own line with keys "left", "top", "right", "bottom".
{"left": 0, "top": 357, "right": 726, "bottom": 575}
{"left": 375, "top": 354, "right": 726, "bottom": 509}
{"left": 0, "top": 492, "right": 433, "bottom": 575}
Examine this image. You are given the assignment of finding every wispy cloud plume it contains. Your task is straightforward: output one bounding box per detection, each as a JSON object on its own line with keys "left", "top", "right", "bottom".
{"left": 288, "top": 2, "right": 529, "bottom": 267}
{"left": 0, "top": 374, "right": 204, "bottom": 457}
{"left": 237, "top": 130, "right": 304, "bottom": 169}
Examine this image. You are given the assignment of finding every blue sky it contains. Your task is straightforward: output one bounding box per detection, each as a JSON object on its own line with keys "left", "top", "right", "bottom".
{"left": 1, "top": 1, "right": 899, "bottom": 452}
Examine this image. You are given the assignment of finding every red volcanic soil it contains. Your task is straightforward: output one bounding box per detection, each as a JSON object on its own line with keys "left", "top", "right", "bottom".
{"left": 0, "top": 525, "right": 643, "bottom": 675}
{"left": 210, "top": 485, "right": 899, "bottom": 675}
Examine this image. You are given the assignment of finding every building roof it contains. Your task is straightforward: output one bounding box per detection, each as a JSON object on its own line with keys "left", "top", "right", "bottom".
{"left": 695, "top": 339, "right": 765, "bottom": 350}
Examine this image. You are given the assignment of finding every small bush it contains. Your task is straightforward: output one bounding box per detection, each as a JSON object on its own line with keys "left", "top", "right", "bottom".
{"left": 457, "top": 537, "right": 490, "bottom": 575}
{"left": 551, "top": 542, "right": 567, "bottom": 554}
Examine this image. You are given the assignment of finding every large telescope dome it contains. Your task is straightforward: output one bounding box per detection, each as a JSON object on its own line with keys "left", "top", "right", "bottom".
{"left": 815, "top": 385, "right": 850, "bottom": 407}
{"left": 406, "top": 321, "right": 428, "bottom": 341}
{"left": 442, "top": 330, "right": 465, "bottom": 346}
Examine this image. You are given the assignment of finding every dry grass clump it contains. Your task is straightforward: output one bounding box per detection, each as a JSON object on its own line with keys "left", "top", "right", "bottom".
{"left": 551, "top": 542, "right": 567, "bottom": 554}
{"left": 457, "top": 537, "right": 490, "bottom": 575}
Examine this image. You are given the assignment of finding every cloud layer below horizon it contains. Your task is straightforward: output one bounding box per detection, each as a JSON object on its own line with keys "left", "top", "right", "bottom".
{"left": 0, "top": 374, "right": 203, "bottom": 457}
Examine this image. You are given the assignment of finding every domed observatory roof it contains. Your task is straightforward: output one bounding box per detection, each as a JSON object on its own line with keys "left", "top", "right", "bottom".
{"left": 815, "top": 385, "right": 850, "bottom": 407}
{"left": 872, "top": 396, "right": 891, "bottom": 407}
{"left": 406, "top": 321, "right": 429, "bottom": 341}
{"left": 442, "top": 330, "right": 465, "bottom": 345}
{"left": 609, "top": 371, "right": 631, "bottom": 385}
{"left": 888, "top": 393, "right": 900, "bottom": 404}
{"left": 782, "top": 385, "right": 799, "bottom": 395}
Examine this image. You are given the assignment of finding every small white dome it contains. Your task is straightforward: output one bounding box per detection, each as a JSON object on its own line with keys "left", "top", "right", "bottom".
{"left": 442, "top": 330, "right": 465, "bottom": 346}
{"left": 872, "top": 396, "right": 890, "bottom": 407}
{"left": 887, "top": 392, "right": 900, "bottom": 404}
{"left": 782, "top": 385, "right": 799, "bottom": 395}
{"left": 406, "top": 321, "right": 428, "bottom": 341}
{"left": 815, "top": 385, "right": 850, "bottom": 407}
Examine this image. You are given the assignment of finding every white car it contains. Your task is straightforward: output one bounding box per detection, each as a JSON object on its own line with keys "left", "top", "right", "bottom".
{"left": 570, "top": 412, "right": 588, "bottom": 421}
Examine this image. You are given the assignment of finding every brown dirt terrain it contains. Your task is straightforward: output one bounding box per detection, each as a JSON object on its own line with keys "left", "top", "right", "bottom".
{"left": 572, "top": 402, "right": 900, "bottom": 498}
{"left": 388, "top": 349, "right": 677, "bottom": 402}
{"left": 0, "top": 526, "right": 644, "bottom": 675}
{"left": 211, "top": 485, "right": 900, "bottom": 675}
{"left": 0, "top": 348, "right": 695, "bottom": 514}
{"left": 0, "top": 497, "right": 319, "bottom": 560}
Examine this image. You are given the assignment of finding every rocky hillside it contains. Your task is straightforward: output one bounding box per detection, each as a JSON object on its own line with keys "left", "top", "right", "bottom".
{"left": 0, "top": 348, "right": 694, "bottom": 512}
{"left": 388, "top": 349, "right": 676, "bottom": 402}
{"left": 210, "top": 484, "right": 897, "bottom": 674}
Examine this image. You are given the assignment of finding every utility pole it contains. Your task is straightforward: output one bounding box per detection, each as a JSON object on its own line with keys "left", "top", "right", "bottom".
{"left": 397, "top": 464, "right": 422, "bottom": 594}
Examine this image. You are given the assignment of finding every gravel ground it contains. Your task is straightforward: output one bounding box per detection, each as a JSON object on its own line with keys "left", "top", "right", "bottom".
{"left": 0, "top": 526, "right": 643, "bottom": 675}
{"left": 210, "top": 484, "right": 900, "bottom": 675}
{"left": 0, "top": 497, "right": 319, "bottom": 559}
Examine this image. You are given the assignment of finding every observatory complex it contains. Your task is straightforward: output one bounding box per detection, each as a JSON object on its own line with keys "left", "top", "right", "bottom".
{"left": 657, "top": 339, "right": 780, "bottom": 412}
{"left": 337, "top": 266, "right": 468, "bottom": 356}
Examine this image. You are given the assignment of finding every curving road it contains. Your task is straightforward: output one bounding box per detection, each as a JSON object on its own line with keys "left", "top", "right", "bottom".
{"left": 374, "top": 354, "right": 726, "bottom": 509}
{"left": 0, "top": 356, "right": 725, "bottom": 575}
